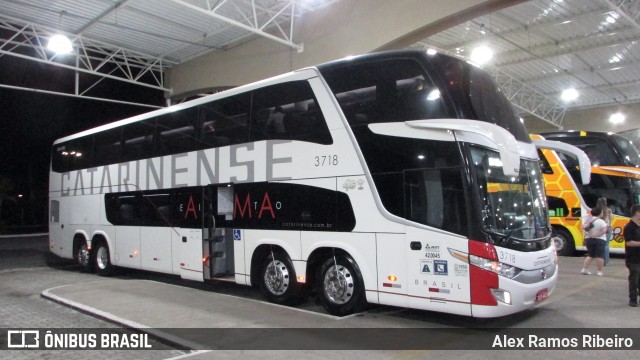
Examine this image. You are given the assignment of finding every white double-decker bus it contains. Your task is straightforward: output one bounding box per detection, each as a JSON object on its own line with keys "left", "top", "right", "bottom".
{"left": 49, "top": 50, "right": 556, "bottom": 318}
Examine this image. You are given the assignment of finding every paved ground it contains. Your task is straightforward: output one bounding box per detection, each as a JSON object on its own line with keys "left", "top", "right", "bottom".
{"left": 0, "top": 235, "right": 187, "bottom": 360}
{"left": 1, "top": 234, "right": 639, "bottom": 360}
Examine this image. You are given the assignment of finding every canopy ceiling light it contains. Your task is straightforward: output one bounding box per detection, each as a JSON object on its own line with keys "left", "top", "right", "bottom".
{"left": 609, "top": 113, "right": 625, "bottom": 124}
{"left": 561, "top": 88, "right": 579, "bottom": 102}
{"left": 47, "top": 34, "right": 73, "bottom": 55}
{"left": 470, "top": 45, "right": 493, "bottom": 66}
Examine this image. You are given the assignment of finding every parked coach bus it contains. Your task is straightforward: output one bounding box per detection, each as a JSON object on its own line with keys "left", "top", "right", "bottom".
{"left": 49, "top": 50, "right": 556, "bottom": 318}
{"left": 531, "top": 135, "right": 593, "bottom": 256}
{"left": 541, "top": 131, "right": 640, "bottom": 254}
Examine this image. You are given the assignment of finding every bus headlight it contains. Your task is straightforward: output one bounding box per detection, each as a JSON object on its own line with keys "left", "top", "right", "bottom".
{"left": 469, "top": 254, "right": 522, "bottom": 279}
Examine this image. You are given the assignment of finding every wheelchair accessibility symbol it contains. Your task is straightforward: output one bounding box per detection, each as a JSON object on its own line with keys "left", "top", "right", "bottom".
{"left": 233, "top": 229, "right": 241, "bottom": 241}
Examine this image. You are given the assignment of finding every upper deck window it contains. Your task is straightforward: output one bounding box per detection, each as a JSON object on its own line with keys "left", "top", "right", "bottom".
{"left": 319, "top": 52, "right": 530, "bottom": 143}
{"left": 320, "top": 58, "right": 451, "bottom": 126}
{"left": 51, "top": 80, "right": 331, "bottom": 173}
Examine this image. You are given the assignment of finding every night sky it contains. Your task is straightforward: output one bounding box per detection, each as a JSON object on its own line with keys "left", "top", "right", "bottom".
{"left": 0, "top": 54, "right": 165, "bottom": 228}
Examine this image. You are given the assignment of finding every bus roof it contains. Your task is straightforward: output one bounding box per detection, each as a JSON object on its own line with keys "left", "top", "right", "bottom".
{"left": 541, "top": 130, "right": 615, "bottom": 138}
{"left": 53, "top": 50, "right": 444, "bottom": 145}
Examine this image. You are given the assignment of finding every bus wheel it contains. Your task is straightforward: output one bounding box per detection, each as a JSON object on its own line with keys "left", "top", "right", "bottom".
{"left": 75, "top": 241, "right": 94, "bottom": 272}
{"left": 553, "top": 226, "right": 575, "bottom": 256}
{"left": 94, "top": 242, "right": 114, "bottom": 276}
{"left": 317, "top": 254, "right": 366, "bottom": 316}
{"left": 258, "top": 251, "right": 303, "bottom": 305}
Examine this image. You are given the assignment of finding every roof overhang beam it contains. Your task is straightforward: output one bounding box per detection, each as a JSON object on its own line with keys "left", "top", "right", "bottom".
{"left": 169, "top": 0, "right": 304, "bottom": 52}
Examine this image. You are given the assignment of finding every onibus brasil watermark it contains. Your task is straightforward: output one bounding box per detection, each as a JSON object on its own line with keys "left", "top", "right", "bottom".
{"left": 6, "top": 329, "right": 152, "bottom": 350}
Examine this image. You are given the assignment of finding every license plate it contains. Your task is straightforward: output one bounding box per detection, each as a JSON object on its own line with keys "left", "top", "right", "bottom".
{"left": 535, "top": 288, "right": 549, "bottom": 302}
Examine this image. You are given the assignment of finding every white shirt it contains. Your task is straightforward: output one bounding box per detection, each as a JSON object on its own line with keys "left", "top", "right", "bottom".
{"left": 587, "top": 218, "right": 608, "bottom": 241}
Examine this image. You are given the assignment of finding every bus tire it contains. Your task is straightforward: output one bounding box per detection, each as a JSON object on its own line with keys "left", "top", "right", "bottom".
{"left": 317, "top": 254, "right": 367, "bottom": 316}
{"left": 553, "top": 226, "right": 575, "bottom": 256}
{"left": 74, "top": 238, "right": 94, "bottom": 272}
{"left": 258, "top": 251, "right": 304, "bottom": 305}
{"left": 94, "top": 242, "right": 114, "bottom": 276}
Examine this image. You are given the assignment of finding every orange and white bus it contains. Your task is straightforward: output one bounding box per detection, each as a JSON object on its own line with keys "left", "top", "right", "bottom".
{"left": 532, "top": 135, "right": 591, "bottom": 255}
{"left": 537, "top": 131, "right": 640, "bottom": 255}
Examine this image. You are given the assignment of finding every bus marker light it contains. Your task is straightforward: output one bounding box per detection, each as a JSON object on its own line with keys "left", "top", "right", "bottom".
{"left": 447, "top": 248, "right": 468, "bottom": 262}
{"left": 202, "top": 257, "right": 208, "bottom": 263}
{"left": 387, "top": 275, "right": 397, "bottom": 282}
{"left": 297, "top": 275, "right": 305, "bottom": 283}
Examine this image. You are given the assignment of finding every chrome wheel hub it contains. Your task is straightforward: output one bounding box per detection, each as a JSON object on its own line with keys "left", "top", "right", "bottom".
{"left": 263, "top": 260, "right": 289, "bottom": 295}
{"left": 323, "top": 265, "right": 354, "bottom": 305}
{"left": 77, "top": 244, "right": 89, "bottom": 267}
{"left": 96, "top": 246, "right": 108, "bottom": 270}
{"left": 553, "top": 234, "right": 565, "bottom": 252}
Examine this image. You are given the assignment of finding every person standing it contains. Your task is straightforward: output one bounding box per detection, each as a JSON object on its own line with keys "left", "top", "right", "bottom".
{"left": 623, "top": 204, "right": 640, "bottom": 307}
{"left": 581, "top": 207, "right": 607, "bottom": 276}
{"left": 596, "top": 197, "right": 613, "bottom": 265}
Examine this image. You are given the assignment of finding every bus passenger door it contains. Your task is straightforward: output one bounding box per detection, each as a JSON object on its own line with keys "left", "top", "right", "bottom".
{"left": 49, "top": 197, "right": 70, "bottom": 258}
{"left": 401, "top": 168, "right": 472, "bottom": 315}
{"left": 175, "top": 188, "right": 205, "bottom": 281}
{"left": 203, "top": 185, "right": 235, "bottom": 280}
{"left": 113, "top": 194, "right": 141, "bottom": 269}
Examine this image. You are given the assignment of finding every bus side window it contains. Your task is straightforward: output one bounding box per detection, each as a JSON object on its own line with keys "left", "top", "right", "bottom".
{"left": 198, "top": 93, "right": 250, "bottom": 147}
{"left": 581, "top": 174, "right": 630, "bottom": 216}
{"left": 139, "top": 193, "right": 172, "bottom": 227}
{"left": 156, "top": 109, "right": 198, "bottom": 156}
{"left": 119, "top": 203, "right": 138, "bottom": 225}
{"left": 537, "top": 149, "right": 553, "bottom": 174}
{"left": 122, "top": 119, "right": 155, "bottom": 162}
{"left": 93, "top": 128, "right": 122, "bottom": 167}
{"left": 251, "top": 81, "right": 331, "bottom": 144}
{"left": 249, "top": 106, "right": 275, "bottom": 141}
{"left": 285, "top": 101, "right": 332, "bottom": 144}
{"left": 105, "top": 194, "right": 135, "bottom": 225}
{"left": 220, "top": 116, "right": 249, "bottom": 145}
{"left": 199, "top": 119, "right": 231, "bottom": 148}
{"left": 51, "top": 137, "right": 93, "bottom": 173}
{"left": 369, "top": 78, "right": 402, "bottom": 122}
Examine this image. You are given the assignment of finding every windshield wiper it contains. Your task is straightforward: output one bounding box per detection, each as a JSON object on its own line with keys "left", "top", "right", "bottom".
{"left": 501, "top": 229, "right": 515, "bottom": 246}
{"left": 500, "top": 227, "right": 535, "bottom": 245}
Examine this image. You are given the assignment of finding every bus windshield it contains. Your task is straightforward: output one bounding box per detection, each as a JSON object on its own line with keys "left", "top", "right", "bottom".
{"left": 542, "top": 132, "right": 640, "bottom": 167}
{"left": 471, "top": 146, "right": 550, "bottom": 241}
{"left": 611, "top": 133, "right": 640, "bottom": 167}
